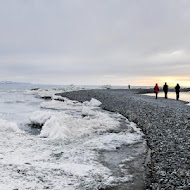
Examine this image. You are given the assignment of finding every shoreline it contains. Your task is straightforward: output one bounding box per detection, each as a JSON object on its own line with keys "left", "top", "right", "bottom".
{"left": 130, "top": 88, "right": 190, "bottom": 95}
{"left": 58, "top": 89, "right": 190, "bottom": 189}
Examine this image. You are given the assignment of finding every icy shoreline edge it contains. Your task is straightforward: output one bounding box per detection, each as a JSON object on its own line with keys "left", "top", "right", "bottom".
{"left": 58, "top": 89, "right": 190, "bottom": 189}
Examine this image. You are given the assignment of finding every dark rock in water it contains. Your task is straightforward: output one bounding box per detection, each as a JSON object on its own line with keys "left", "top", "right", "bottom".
{"left": 31, "top": 88, "right": 39, "bottom": 91}
{"left": 58, "top": 89, "right": 190, "bottom": 190}
{"left": 28, "top": 123, "right": 43, "bottom": 129}
{"left": 40, "top": 96, "right": 52, "bottom": 100}
{"left": 53, "top": 98, "right": 65, "bottom": 102}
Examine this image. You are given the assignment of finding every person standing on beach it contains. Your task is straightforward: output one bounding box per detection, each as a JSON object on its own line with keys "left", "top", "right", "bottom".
{"left": 163, "top": 82, "right": 168, "bottom": 98}
{"left": 175, "top": 83, "right": 180, "bottom": 100}
{"left": 154, "top": 83, "right": 159, "bottom": 99}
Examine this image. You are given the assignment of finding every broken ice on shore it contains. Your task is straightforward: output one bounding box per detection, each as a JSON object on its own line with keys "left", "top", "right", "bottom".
{"left": 24, "top": 84, "right": 85, "bottom": 99}
{"left": 0, "top": 85, "right": 146, "bottom": 189}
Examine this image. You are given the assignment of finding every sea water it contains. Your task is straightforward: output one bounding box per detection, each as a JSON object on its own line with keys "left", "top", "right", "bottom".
{"left": 0, "top": 83, "right": 147, "bottom": 189}
{"left": 0, "top": 83, "right": 58, "bottom": 134}
{"left": 145, "top": 91, "right": 190, "bottom": 104}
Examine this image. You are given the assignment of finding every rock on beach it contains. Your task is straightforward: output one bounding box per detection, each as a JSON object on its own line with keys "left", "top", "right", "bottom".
{"left": 58, "top": 89, "right": 190, "bottom": 189}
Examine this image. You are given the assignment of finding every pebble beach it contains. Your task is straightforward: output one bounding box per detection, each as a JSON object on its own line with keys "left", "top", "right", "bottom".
{"left": 58, "top": 89, "right": 190, "bottom": 189}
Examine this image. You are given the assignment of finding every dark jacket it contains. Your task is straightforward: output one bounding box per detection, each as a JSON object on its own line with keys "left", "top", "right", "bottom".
{"left": 163, "top": 84, "right": 168, "bottom": 93}
{"left": 175, "top": 84, "right": 180, "bottom": 93}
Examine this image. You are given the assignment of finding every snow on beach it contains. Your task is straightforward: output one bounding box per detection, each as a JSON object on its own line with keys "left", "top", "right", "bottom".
{"left": 0, "top": 86, "right": 145, "bottom": 189}
{"left": 0, "top": 120, "right": 113, "bottom": 189}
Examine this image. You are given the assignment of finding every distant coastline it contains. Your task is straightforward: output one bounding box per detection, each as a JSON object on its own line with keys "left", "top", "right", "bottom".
{"left": 0, "top": 81, "right": 31, "bottom": 85}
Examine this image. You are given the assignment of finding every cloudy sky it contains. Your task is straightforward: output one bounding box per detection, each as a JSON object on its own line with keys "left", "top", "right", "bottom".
{"left": 0, "top": 0, "right": 190, "bottom": 86}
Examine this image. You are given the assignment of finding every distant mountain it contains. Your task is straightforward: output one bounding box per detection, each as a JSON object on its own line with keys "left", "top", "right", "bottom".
{"left": 0, "top": 81, "right": 31, "bottom": 85}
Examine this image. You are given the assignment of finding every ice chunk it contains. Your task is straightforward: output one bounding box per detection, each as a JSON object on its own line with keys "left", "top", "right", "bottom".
{"left": 89, "top": 98, "right": 102, "bottom": 106}
{"left": 41, "top": 98, "right": 100, "bottom": 113}
{"left": 81, "top": 106, "right": 95, "bottom": 116}
{"left": 41, "top": 99, "right": 82, "bottom": 110}
{"left": 39, "top": 112, "right": 120, "bottom": 140}
{"left": 29, "top": 111, "right": 53, "bottom": 125}
{"left": 52, "top": 95, "right": 65, "bottom": 101}
{"left": 0, "top": 119, "right": 21, "bottom": 133}
{"left": 24, "top": 85, "right": 85, "bottom": 98}
{"left": 83, "top": 98, "right": 102, "bottom": 107}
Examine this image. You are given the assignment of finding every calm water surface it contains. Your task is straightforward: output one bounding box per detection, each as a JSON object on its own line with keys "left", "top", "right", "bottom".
{"left": 145, "top": 91, "right": 190, "bottom": 103}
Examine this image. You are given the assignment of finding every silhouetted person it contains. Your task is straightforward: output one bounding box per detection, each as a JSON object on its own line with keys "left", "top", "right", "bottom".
{"left": 175, "top": 83, "right": 180, "bottom": 100}
{"left": 163, "top": 82, "right": 168, "bottom": 99}
{"left": 154, "top": 83, "right": 159, "bottom": 99}
{"left": 128, "top": 85, "right": 130, "bottom": 89}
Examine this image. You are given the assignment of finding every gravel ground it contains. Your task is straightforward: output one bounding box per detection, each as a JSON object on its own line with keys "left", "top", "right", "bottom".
{"left": 58, "top": 89, "right": 190, "bottom": 190}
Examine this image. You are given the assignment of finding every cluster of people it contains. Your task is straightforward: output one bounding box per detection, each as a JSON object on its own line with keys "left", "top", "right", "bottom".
{"left": 154, "top": 83, "right": 180, "bottom": 100}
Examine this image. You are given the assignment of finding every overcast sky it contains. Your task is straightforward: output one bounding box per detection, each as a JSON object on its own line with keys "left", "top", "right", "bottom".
{"left": 0, "top": 0, "right": 190, "bottom": 86}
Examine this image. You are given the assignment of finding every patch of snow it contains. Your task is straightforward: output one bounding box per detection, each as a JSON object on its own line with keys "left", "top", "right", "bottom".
{"left": 52, "top": 95, "right": 65, "bottom": 100}
{"left": 83, "top": 132, "right": 142, "bottom": 151}
{"left": 129, "top": 122, "right": 143, "bottom": 135}
{"left": 121, "top": 156, "right": 135, "bottom": 163}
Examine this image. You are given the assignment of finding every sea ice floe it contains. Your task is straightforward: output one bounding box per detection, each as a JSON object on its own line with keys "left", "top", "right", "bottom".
{"left": 24, "top": 85, "right": 84, "bottom": 99}
{"left": 41, "top": 98, "right": 82, "bottom": 110}
{"left": 0, "top": 94, "right": 145, "bottom": 189}
{"left": 39, "top": 111, "right": 120, "bottom": 140}
{"left": 81, "top": 106, "right": 96, "bottom": 116}
{"left": 0, "top": 119, "right": 22, "bottom": 133}
{"left": 0, "top": 122, "right": 137, "bottom": 189}
{"left": 29, "top": 111, "right": 53, "bottom": 126}
{"left": 31, "top": 98, "right": 141, "bottom": 142}
{"left": 83, "top": 98, "right": 102, "bottom": 107}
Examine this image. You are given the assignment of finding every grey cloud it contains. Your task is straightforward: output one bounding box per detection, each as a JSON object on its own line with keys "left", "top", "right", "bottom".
{"left": 0, "top": 0, "right": 190, "bottom": 85}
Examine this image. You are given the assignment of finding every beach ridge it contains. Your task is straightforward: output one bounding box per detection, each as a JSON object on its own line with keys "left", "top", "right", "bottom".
{"left": 58, "top": 89, "right": 190, "bottom": 189}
